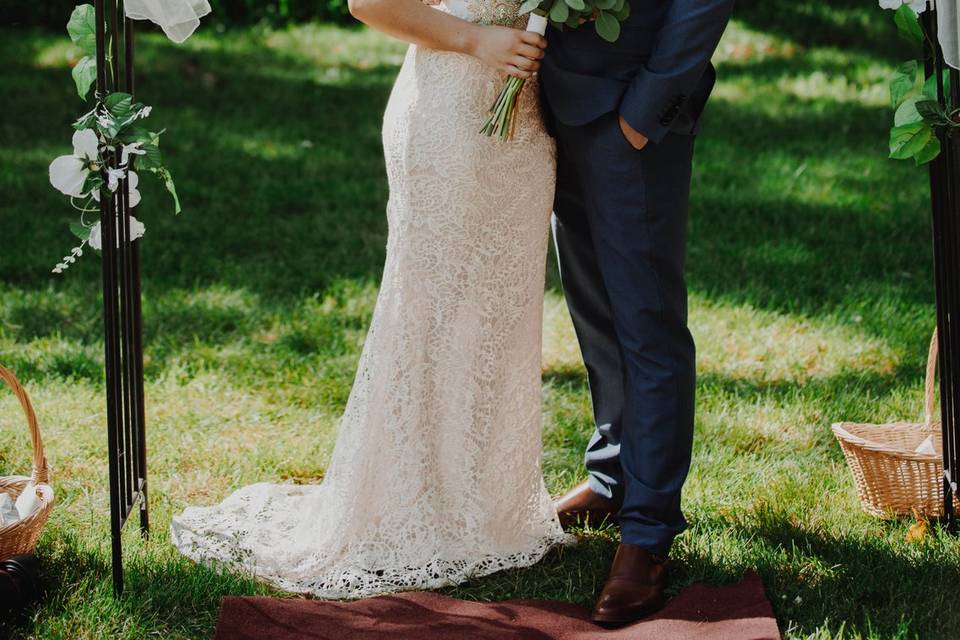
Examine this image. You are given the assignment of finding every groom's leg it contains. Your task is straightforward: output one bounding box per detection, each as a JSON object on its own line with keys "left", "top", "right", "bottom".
{"left": 552, "top": 138, "right": 626, "bottom": 502}
{"left": 558, "top": 114, "right": 697, "bottom": 555}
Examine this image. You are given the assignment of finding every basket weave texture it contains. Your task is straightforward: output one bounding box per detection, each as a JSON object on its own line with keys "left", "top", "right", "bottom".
{"left": 0, "top": 365, "right": 54, "bottom": 560}
{"left": 832, "top": 331, "right": 957, "bottom": 518}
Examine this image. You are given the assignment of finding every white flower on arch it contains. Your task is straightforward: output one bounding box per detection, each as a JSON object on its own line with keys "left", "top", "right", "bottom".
{"left": 48, "top": 129, "right": 100, "bottom": 198}
{"left": 879, "top": 0, "right": 928, "bottom": 14}
{"left": 88, "top": 215, "right": 146, "bottom": 251}
{"left": 92, "top": 170, "right": 142, "bottom": 208}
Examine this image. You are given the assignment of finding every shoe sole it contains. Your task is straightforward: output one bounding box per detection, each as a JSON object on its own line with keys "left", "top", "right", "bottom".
{"left": 590, "top": 598, "right": 665, "bottom": 627}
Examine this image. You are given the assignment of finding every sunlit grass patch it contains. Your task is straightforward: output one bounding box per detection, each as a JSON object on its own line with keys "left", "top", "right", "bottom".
{"left": 693, "top": 298, "right": 897, "bottom": 384}
{"left": 262, "top": 22, "right": 407, "bottom": 69}
{"left": 545, "top": 292, "right": 898, "bottom": 385}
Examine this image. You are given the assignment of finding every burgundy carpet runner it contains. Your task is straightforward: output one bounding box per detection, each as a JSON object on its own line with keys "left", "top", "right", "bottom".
{"left": 214, "top": 570, "right": 780, "bottom": 639}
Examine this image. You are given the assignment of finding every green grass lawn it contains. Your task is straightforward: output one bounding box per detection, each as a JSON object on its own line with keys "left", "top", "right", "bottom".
{"left": 2, "top": 1, "right": 959, "bottom": 638}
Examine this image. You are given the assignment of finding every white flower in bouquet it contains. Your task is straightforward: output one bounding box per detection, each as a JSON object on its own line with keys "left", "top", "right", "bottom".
{"left": 48, "top": 128, "right": 100, "bottom": 198}
{"left": 879, "top": 0, "right": 928, "bottom": 14}
{"left": 88, "top": 214, "right": 146, "bottom": 251}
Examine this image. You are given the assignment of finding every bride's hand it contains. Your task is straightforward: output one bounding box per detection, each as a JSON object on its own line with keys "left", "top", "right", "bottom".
{"left": 469, "top": 25, "right": 546, "bottom": 79}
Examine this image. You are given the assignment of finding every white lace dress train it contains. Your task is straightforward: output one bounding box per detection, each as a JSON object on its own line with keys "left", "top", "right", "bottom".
{"left": 171, "top": 0, "right": 568, "bottom": 599}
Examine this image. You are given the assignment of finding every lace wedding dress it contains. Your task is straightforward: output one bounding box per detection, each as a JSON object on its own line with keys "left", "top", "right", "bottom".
{"left": 170, "top": 0, "right": 569, "bottom": 599}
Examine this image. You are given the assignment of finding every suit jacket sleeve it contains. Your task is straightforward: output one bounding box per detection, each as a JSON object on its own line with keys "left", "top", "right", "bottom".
{"left": 619, "top": 0, "right": 735, "bottom": 143}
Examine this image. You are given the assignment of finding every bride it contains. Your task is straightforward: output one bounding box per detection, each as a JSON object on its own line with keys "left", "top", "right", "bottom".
{"left": 171, "top": 0, "right": 569, "bottom": 598}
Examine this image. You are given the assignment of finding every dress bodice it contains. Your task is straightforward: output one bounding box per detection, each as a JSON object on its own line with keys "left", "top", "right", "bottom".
{"left": 439, "top": 0, "right": 526, "bottom": 28}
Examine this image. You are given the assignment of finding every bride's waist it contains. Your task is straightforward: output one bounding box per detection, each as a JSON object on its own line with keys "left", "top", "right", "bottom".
{"left": 408, "top": 44, "right": 540, "bottom": 98}
{"left": 393, "top": 45, "right": 546, "bottom": 133}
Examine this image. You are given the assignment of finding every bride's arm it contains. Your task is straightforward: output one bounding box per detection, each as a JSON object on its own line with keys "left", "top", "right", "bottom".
{"left": 348, "top": 0, "right": 546, "bottom": 78}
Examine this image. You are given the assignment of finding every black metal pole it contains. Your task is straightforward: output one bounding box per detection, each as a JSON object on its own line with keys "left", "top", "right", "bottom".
{"left": 97, "top": 0, "right": 149, "bottom": 595}
{"left": 945, "top": 61, "right": 960, "bottom": 531}
{"left": 923, "top": 6, "right": 960, "bottom": 531}
{"left": 95, "top": 0, "right": 127, "bottom": 597}
{"left": 123, "top": 13, "right": 149, "bottom": 538}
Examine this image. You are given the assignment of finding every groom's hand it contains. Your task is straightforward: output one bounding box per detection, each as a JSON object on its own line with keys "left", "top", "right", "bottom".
{"left": 618, "top": 115, "right": 649, "bottom": 151}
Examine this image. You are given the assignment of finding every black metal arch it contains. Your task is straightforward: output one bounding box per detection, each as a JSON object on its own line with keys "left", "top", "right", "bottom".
{"left": 923, "top": 7, "right": 960, "bottom": 529}
{"left": 94, "top": 0, "right": 149, "bottom": 597}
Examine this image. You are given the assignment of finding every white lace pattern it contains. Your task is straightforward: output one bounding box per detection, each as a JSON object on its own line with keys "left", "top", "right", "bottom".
{"left": 170, "top": 3, "right": 570, "bottom": 600}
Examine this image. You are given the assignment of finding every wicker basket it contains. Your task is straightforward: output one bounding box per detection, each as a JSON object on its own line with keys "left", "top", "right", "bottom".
{"left": 0, "top": 365, "right": 54, "bottom": 560}
{"left": 832, "top": 330, "right": 957, "bottom": 518}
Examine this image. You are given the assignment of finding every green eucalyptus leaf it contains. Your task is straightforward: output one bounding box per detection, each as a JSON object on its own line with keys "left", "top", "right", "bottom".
{"left": 67, "top": 4, "right": 97, "bottom": 56}
{"left": 890, "top": 60, "right": 920, "bottom": 110}
{"left": 613, "top": 1, "right": 630, "bottom": 21}
{"left": 595, "top": 0, "right": 616, "bottom": 9}
{"left": 894, "top": 4, "right": 924, "bottom": 45}
{"left": 889, "top": 121, "right": 931, "bottom": 160}
{"left": 71, "top": 56, "right": 97, "bottom": 100}
{"left": 519, "top": 0, "right": 542, "bottom": 16}
{"left": 565, "top": 0, "right": 586, "bottom": 11}
{"left": 595, "top": 10, "right": 620, "bottom": 43}
{"left": 549, "top": 0, "right": 569, "bottom": 24}
{"left": 914, "top": 134, "right": 942, "bottom": 165}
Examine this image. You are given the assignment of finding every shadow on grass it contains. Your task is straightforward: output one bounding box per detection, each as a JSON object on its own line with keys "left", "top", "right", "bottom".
{"left": 0, "top": 530, "right": 281, "bottom": 639}
{"left": 681, "top": 510, "right": 960, "bottom": 639}
{"left": 732, "top": 0, "right": 915, "bottom": 64}
{"left": 1, "top": 23, "right": 934, "bottom": 373}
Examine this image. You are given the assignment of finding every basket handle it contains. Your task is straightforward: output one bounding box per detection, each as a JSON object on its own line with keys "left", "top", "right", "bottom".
{"left": 0, "top": 365, "right": 49, "bottom": 485}
{"left": 925, "top": 329, "right": 939, "bottom": 430}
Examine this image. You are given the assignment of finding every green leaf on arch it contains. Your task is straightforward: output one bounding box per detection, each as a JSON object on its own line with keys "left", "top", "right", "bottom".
{"left": 72, "top": 56, "right": 96, "bottom": 100}
{"left": 890, "top": 60, "right": 920, "bottom": 110}
{"left": 894, "top": 5, "right": 924, "bottom": 46}
{"left": 889, "top": 121, "right": 931, "bottom": 160}
{"left": 67, "top": 4, "right": 97, "bottom": 56}
{"left": 914, "top": 134, "right": 941, "bottom": 165}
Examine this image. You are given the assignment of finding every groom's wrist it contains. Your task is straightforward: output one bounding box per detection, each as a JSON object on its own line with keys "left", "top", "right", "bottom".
{"left": 619, "top": 72, "right": 679, "bottom": 145}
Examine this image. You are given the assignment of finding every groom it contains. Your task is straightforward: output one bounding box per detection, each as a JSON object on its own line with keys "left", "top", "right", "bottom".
{"left": 538, "top": 0, "right": 734, "bottom": 626}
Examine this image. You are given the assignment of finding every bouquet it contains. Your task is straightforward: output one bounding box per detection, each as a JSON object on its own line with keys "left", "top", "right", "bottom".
{"left": 480, "top": 0, "right": 631, "bottom": 139}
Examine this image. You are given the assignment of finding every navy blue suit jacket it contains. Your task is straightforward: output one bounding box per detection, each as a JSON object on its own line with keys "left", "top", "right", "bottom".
{"left": 539, "top": 0, "right": 735, "bottom": 142}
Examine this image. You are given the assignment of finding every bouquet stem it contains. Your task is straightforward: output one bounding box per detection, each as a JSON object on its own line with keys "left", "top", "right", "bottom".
{"left": 480, "top": 12, "right": 548, "bottom": 140}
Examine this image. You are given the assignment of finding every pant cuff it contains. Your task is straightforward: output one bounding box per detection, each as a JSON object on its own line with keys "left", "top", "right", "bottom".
{"left": 619, "top": 525, "right": 675, "bottom": 557}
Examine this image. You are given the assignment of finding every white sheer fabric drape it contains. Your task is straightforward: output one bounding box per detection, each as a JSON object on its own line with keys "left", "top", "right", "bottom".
{"left": 938, "top": 0, "right": 960, "bottom": 70}
{"left": 124, "top": 0, "right": 211, "bottom": 43}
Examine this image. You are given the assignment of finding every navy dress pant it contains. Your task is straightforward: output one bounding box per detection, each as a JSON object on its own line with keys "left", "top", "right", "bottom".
{"left": 552, "top": 112, "right": 697, "bottom": 555}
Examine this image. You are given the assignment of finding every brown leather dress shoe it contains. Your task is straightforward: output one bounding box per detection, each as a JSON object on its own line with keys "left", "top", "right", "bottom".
{"left": 591, "top": 543, "right": 669, "bottom": 626}
{"left": 554, "top": 481, "right": 621, "bottom": 529}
